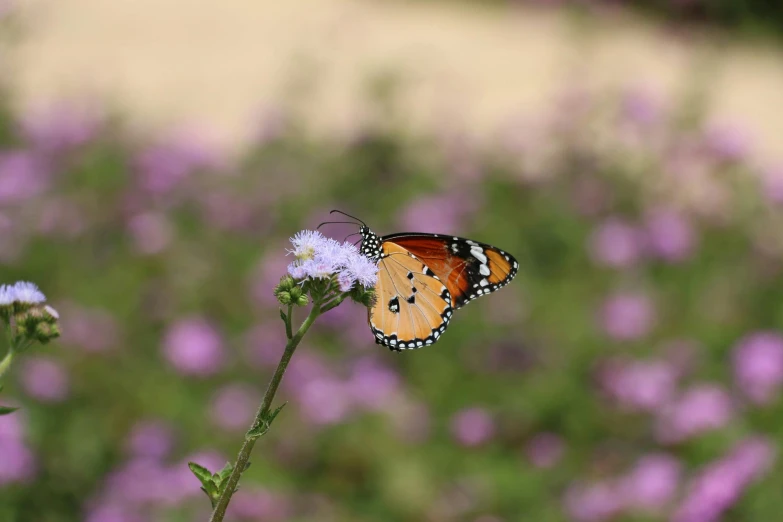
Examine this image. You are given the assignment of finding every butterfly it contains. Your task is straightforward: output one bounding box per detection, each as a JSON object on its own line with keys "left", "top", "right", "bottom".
{"left": 321, "top": 211, "right": 519, "bottom": 351}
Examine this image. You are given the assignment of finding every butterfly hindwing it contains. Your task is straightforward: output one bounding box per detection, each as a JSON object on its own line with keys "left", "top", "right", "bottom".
{"left": 381, "top": 233, "right": 518, "bottom": 309}
{"left": 369, "top": 242, "right": 453, "bottom": 351}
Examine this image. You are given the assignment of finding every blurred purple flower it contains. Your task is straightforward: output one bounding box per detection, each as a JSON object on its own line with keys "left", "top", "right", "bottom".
{"left": 0, "top": 414, "right": 36, "bottom": 485}
{"left": 599, "top": 358, "right": 677, "bottom": 412}
{"left": 20, "top": 357, "right": 70, "bottom": 403}
{"left": 19, "top": 101, "right": 101, "bottom": 154}
{"left": 761, "top": 165, "right": 783, "bottom": 204}
{"left": 525, "top": 432, "right": 565, "bottom": 469}
{"left": 450, "top": 407, "right": 495, "bottom": 447}
{"left": 242, "top": 323, "right": 287, "bottom": 368}
{"left": 733, "top": 331, "right": 783, "bottom": 404}
{"left": 0, "top": 150, "right": 49, "bottom": 204}
{"left": 135, "top": 129, "right": 225, "bottom": 195}
{"left": 85, "top": 504, "right": 145, "bottom": 522}
{"left": 704, "top": 123, "right": 751, "bottom": 162}
{"left": 125, "top": 420, "right": 175, "bottom": 461}
{"left": 644, "top": 208, "right": 697, "bottom": 262}
{"left": 672, "top": 437, "right": 775, "bottom": 522}
{"left": 398, "top": 192, "right": 478, "bottom": 234}
{"left": 347, "top": 356, "right": 401, "bottom": 411}
{"left": 571, "top": 177, "right": 613, "bottom": 217}
{"left": 251, "top": 252, "right": 289, "bottom": 307}
{"left": 588, "top": 218, "right": 644, "bottom": 268}
{"left": 200, "top": 191, "right": 254, "bottom": 232}
{"left": 283, "top": 349, "right": 331, "bottom": 394}
{"left": 103, "top": 458, "right": 182, "bottom": 505}
{"left": 209, "top": 383, "right": 258, "bottom": 432}
{"left": 599, "top": 291, "right": 656, "bottom": 341}
{"left": 620, "top": 453, "right": 681, "bottom": 512}
{"left": 298, "top": 377, "right": 353, "bottom": 425}
{"left": 162, "top": 317, "right": 225, "bottom": 376}
{"left": 563, "top": 481, "right": 621, "bottom": 522}
{"left": 127, "top": 212, "right": 173, "bottom": 255}
{"left": 37, "top": 198, "right": 87, "bottom": 238}
{"left": 229, "top": 486, "right": 291, "bottom": 520}
{"left": 621, "top": 87, "right": 662, "bottom": 128}
{"left": 656, "top": 384, "right": 734, "bottom": 443}
{"left": 59, "top": 303, "right": 119, "bottom": 352}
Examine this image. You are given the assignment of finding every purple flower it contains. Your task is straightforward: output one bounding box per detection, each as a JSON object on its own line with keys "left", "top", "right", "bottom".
{"left": 644, "top": 208, "right": 696, "bottom": 262}
{"left": 563, "top": 482, "right": 621, "bottom": 522}
{"left": 229, "top": 487, "right": 291, "bottom": 520}
{"left": 761, "top": 165, "right": 783, "bottom": 204}
{"left": 59, "top": 303, "right": 118, "bottom": 352}
{"left": 162, "top": 317, "right": 224, "bottom": 376}
{"left": 672, "top": 437, "right": 775, "bottom": 522}
{"left": 0, "top": 414, "right": 36, "bottom": 485}
{"left": 85, "top": 504, "right": 145, "bottom": 522}
{"left": 620, "top": 454, "right": 681, "bottom": 512}
{"left": 297, "top": 377, "right": 352, "bottom": 425}
{"left": 588, "top": 218, "right": 644, "bottom": 268}
{"left": 127, "top": 212, "right": 172, "bottom": 255}
{"left": 733, "top": 331, "right": 783, "bottom": 404}
{"left": 346, "top": 356, "right": 400, "bottom": 410}
{"left": 242, "top": 323, "right": 288, "bottom": 368}
{"left": 252, "top": 253, "right": 289, "bottom": 307}
{"left": 286, "top": 230, "right": 377, "bottom": 288}
{"left": 0, "top": 150, "right": 49, "bottom": 204}
{"left": 134, "top": 129, "right": 225, "bottom": 195}
{"left": 704, "top": 123, "right": 751, "bottom": 162}
{"left": 125, "top": 420, "right": 175, "bottom": 461}
{"left": 656, "top": 384, "right": 734, "bottom": 443}
{"left": 288, "top": 230, "right": 328, "bottom": 260}
{"left": 19, "top": 101, "right": 101, "bottom": 153}
{"left": 20, "top": 357, "right": 70, "bottom": 403}
{"left": 11, "top": 281, "right": 46, "bottom": 304}
{"left": 397, "top": 192, "right": 478, "bottom": 234}
{"left": 599, "top": 291, "right": 655, "bottom": 341}
{"left": 621, "top": 87, "right": 661, "bottom": 127}
{"left": 209, "top": 383, "right": 258, "bottom": 432}
{"left": 450, "top": 407, "right": 495, "bottom": 447}
{"left": 599, "top": 358, "right": 677, "bottom": 411}
{"left": 525, "top": 432, "right": 565, "bottom": 469}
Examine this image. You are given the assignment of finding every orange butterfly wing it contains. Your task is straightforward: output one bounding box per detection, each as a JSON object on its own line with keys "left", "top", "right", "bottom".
{"left": 368, "top": 242, "right": 453, "bottom": 350}
{"left": 382, "top": 234, "right": 518, "bottom": 309}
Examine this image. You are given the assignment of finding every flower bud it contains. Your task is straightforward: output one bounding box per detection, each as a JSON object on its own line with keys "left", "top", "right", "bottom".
{"left": 34, "top": 322, "right": 61, "bottom": 344}
{"left": 276, "top": 291, "right": 292, "bottom": 305}
{"left": 294, "top": 293, "right": 309, "bottom": 307}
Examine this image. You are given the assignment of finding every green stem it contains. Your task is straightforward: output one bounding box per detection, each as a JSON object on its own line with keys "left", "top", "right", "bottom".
{"left": 285, "top": 304, "right": 293, "bottom": 340}
{"left": 0, "top": 347, "right": 13, "bottom": 381}
{"left": 208, "top": 303, "right": 322, "bottom": 522}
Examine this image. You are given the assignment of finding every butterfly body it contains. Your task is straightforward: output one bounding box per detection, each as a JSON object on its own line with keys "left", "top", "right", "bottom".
{"left": 359, "top": 226, "right": 518, "bottom": 351}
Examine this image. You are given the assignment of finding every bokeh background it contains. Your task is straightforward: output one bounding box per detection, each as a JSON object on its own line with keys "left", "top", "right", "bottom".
{"left": 2, "top": 0, "right": 783, "bottom": 521}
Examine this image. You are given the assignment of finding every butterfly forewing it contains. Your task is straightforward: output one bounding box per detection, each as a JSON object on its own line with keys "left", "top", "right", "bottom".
{"left": 369, "top": 242, "right": 453, "bottom": 350}
{"left": 381, "top": 234, "right": 518, "bottom": 309}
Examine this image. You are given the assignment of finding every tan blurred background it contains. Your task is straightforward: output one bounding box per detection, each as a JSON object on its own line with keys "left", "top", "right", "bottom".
{"left": 7, "top": 0, "right": 783, "bottom": 161}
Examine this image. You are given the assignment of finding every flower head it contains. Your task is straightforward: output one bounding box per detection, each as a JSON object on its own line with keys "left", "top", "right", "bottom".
{"left": 0, "top": 285, "right": 14, "bottom": 306}
{"left": 288, "top": 230, "right": 327, "bottom": 261}
{"left": 286, "top": 229, "right": 378, "bottom": 291}
{"left": 11, "top": 282, "right": 46, "bottom": 305}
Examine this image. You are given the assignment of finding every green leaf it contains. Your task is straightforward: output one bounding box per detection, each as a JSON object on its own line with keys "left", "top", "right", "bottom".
{"left": 279, "top": 309, "right": 287, "bottom": 324}
{"left": 188, "top": 461, "right": 213, "bottom": 482}
{"left": 0, "top": 405, "right": 18, "bottom": 415}
{"left": 189, "top": 462, "right": 220, "bottom": 507}
{"left": 216, "top": 461, "right": 234, "bottom": 488}
{"left": 247, "top": 402, "right": 287, "bottom": 439}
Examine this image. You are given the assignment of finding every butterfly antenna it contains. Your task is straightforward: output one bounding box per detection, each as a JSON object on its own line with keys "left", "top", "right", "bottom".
{"left": 344, "top": 231, "right": 362, "bottom": 242}
{"left": 317, "top": 220, "right": 363, "bottom": 230}
{"left": 329, "top": 210, "right": 366, "bottom": 227}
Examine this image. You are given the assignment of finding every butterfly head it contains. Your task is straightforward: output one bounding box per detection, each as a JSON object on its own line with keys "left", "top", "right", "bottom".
{"left": 359, "top": 226, "right": 382, "bottom": 262}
